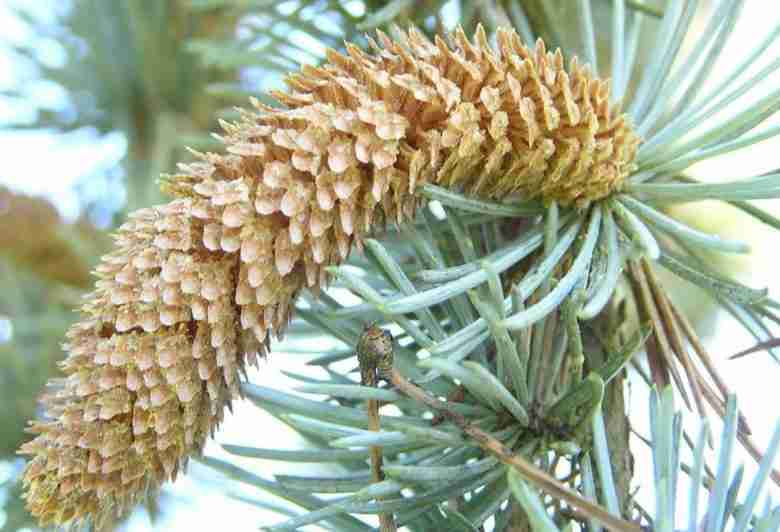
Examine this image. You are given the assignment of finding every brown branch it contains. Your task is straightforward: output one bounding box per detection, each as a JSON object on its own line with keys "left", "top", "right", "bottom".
{"left": 669, "top": 303, "right": 733, "bottom": 401}
{"left": 383, "top": 367, "right": 641, "bottom": 532}
{"left": 367, "top": 396, "right": 385, "bottom": 484}
{"left": 627, "top": 260, "right": 691, "bottom": 406}
{"left": 642, "top": 261, "right": 707, "bottom": 419}
{"left": 358, "top": 324, "right": 397, "bottom": 532}
{"left": 730, "top": 338, "right": 780, "bottom": 360}
{"left": 367, "top": 394, "right": 396, "bottom": 532}
{"left": 632, "top": 263, "right": 780, "bottom": 486}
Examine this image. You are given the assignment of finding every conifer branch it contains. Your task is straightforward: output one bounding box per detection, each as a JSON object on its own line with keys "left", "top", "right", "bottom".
{"left": 382, "top": 366, "right": 641, "bottom": 532}
{"left": 13, "top": 3, "right": 780, "bottom": 528}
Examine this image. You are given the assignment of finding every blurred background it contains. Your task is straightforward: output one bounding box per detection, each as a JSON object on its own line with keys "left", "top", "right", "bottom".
{"left": 0, "top": 1, "right": 778, "bottom": 530}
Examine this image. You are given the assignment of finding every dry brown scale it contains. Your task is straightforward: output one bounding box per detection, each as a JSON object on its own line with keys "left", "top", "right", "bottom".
{"left": 18, "top": 26, "right": 639, "bottom": 527}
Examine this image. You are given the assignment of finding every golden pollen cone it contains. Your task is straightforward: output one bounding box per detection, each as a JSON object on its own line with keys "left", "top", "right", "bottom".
{"left": 18, "top": 25, "right": 638, "bottom": 527}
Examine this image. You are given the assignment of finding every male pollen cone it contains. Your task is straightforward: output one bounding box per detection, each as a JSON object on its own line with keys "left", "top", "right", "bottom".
{"left": 18, "top": 25, "right": 638, "bottom": 527}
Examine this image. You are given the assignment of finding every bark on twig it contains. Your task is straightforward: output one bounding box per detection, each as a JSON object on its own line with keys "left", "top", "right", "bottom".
{"left": 357, "top": 324, "right": 397, "bottom": 532}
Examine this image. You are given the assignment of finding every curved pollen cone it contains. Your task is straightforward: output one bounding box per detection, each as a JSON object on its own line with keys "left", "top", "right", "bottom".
{"left": 18, "top": 26, "right": 638, "bottom": 527}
